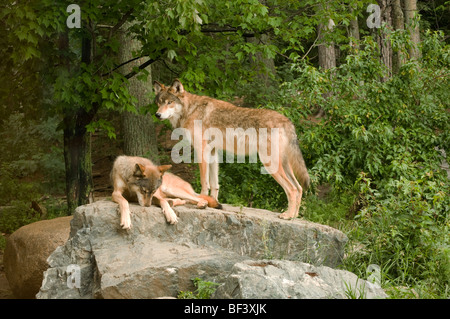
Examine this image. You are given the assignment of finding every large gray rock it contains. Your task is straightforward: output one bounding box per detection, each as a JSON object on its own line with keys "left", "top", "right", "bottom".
{"left": 37, "top": 200, "right": 348, "bottom": 299}
{"left": 212, "top": 260, "right": 387, "bottom": 299}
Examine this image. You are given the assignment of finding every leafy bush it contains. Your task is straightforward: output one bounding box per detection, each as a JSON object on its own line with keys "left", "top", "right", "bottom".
{"left": 0, "top": 113, "right": 66, "bottom": 234}
{"left": 209, "top": 30, "right": 449, "bottom": 297}
{"left": 0, "top": 164, "right": 41, "bottom": 206}
{"left": 177, "top": 277, "right": 220, "bottom": 299}
{"left": 190, "top": 154, "right": 287, "bottom": 212}
{"left": 274, "top": 30, "right": 449, "bottom": 297}
{"left": 0, "top": 113, "right": 65, "bottom": 205}
{"left": 346, "top": 171, "right": 450, "bottom": 297}
{"left": 0, "top": 200, "right": 41, "bottom": 234}
{"left": 286, "top": 33, "right": 449, "bottom": 191}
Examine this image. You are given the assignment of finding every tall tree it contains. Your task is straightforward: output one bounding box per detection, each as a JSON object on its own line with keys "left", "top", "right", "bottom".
{"left": 118, "top": 23, "right": 159, "bottom": 163}
{"left": 376, "top": 0, "right": 393, "bottom": 80}
{"left": 318, "top": 18, "right": 337, "bottom": 71}
{"left": 392, "top": 0, "right": 406, "bottom": 72}
{"left": 317, "top": 11, "right": 336, "bottom": 118}
{"left": 349, "top": 7, "right": 360, "bottom": 51}
{"left": 247, "top": 34, "right": 276, "bottom": 88}
{"left": 404, "top": 0, "right": 422, "bottom": 60}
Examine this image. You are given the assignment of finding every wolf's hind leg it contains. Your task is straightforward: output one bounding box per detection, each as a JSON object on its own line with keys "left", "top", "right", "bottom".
{"left": 266, "top": 158, "right": 301, "bottom": 220}
{"left": 197, "top": 140, "right": 211, "bottom": 196}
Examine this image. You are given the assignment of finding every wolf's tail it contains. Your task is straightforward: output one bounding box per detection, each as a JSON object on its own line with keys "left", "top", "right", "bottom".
{"left": 287, "top": 137, "right": 310, "bottom": 191}
{"left": 198, "top": 194, "right": 223, "bottom": 209}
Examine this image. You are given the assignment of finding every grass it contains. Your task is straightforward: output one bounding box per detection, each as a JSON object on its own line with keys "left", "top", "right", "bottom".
{"left": 300, "top": 187, "right": 450, "bottom": 299}
{"left": 178, "top": 277, "right": 221, "bottom": 299}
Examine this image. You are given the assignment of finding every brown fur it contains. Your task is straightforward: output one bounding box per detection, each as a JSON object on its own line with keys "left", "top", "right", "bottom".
{"left": 154, "top": 80, "right": 310, "bottom": 219}
{"left": 111, "top": 155, "right": 221, "bottom": 229}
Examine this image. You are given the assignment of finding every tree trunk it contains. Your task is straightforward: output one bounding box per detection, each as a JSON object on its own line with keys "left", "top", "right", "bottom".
{"left": 60, "top": 32, "right": 96, "bottom": 215}
{"left": 246, "top": 34, "right": 276, "bottom": 87}
{"left": 375, "top": 0, "right": 393, "bottom": 81}
{"left": 318, "top": 19, "right": 336, "bottom": 70}
{"left": 316, "top": 18, "right": 336, "bottom": 118}
{"left": 349, "top": 15, "right": 360, "bottom": 51}
{"left": 392, "top": 0, "right": 406, "bottom": 73}
{"left": 64, "top": 113, "right": 94, "bottom": 215}
{"left": 118, "top": 24, "right": 159, "bottom": 163}
{"left": 404, "top": 0, "right": 421, "bottom": 60}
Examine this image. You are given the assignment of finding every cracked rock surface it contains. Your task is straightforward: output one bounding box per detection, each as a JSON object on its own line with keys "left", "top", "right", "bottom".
{"left": 37, "top": 200, "right": 351, "bottom": 299}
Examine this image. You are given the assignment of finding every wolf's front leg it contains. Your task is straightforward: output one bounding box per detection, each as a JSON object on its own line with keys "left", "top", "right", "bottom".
{"left": 153, "top": 191, "right": 178, "bottom": 224}
{"left": 112, "top": 190, "right": 132, "bottom": 229}
{"left": 161, "top": 200, "right": 178, "bottom": 224}
{"left": 120, "top": 209, "right": 132, "bottom": 229}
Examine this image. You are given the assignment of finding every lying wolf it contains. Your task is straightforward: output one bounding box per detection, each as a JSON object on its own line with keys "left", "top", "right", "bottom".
{"left": 111, "top": 155, "right": 221, "bottom": 229}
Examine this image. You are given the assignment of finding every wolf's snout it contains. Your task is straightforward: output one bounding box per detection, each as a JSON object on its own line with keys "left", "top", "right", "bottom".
{"left": 155, "top": 112, "right": 161, "bottom": 119}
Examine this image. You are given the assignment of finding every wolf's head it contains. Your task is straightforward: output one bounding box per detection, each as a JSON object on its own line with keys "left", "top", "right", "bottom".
{"left": 153, "top": 79, "right": 184, "bottom": 123}
{"left": 130, "top": 163, "right": 172, "bottom": 207}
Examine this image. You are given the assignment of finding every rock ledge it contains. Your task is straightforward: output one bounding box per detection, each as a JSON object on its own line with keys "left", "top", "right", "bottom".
{"left": 37, "top": 200, "right": 350, "bottom": 298}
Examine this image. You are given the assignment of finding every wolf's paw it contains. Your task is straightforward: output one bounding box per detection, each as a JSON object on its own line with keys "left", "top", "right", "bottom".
{"left": 120, "top": 211, "right": 132, "bottom": 229}
{"left": 278, "top": 212, "right": 294, "bottom": 220}
{"left": 196, "top": 199, "right": 208, "bottom": 209}
{"left": 164, "top": 208, "right": 178, "bottom": 225}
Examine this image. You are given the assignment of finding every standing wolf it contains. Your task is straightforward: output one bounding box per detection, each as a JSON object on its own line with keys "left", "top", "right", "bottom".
{"left": 111, "top": 155, "right": 221, "bottom": 229}
{"left": 153, "top": 79, "right": 310, "bottom": 220}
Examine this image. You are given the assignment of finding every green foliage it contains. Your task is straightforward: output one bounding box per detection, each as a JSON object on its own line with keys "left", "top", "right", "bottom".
{"left": 190, "top": 155, "right": 286, "bottom": 212}
{"left": 0, "top": 201, "right": 41, "bottom": 234}
{"left": 2, "top": 0, "right": 449, "bottom": 298}
{"left": 177, "top": 277, "right": 220, "bottom": 299}
{"left": 282, "top": 31, "right": 449, "bottom": 190}
{"left": 0, "top": 114, "right": 65, "bottom": 205}
{"left": 0, "top": 233, "right": 6, "bottom": 251}
{"left": 269, "top": 30, "right": 449, "bottom": 298}
{"left": 346, "top": 172, "right": 450, "bottom": 295}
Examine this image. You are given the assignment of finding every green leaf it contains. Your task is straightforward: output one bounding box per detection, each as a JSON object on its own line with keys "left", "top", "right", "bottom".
{"left": 104, "top": 101, "right": 114, "bottom": 109}
{"left": 167, "top": 49, "right": 177, "bottom": 61}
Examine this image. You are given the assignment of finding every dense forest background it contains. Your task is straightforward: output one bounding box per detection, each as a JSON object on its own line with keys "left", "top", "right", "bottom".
{"left": 0, "top": 0, "right": 449, "bottom": 298}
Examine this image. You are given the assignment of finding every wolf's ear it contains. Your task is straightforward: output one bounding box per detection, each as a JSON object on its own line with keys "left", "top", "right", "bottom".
{"left": 153, "top": 81, "right": 165, "bottom": 95}
{"left": 170, "top": 79, "right": 184, "bottom": 94}
{"left": 134, "top": 163, "right": 146, "bottom": 177}
{"left": 158, "top": 164, "right": 172, "bottom": 175}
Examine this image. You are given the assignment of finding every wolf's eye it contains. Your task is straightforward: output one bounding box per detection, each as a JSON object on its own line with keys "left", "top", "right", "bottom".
{"left": 167, "top": 101, "right": 172, "bottom": 105}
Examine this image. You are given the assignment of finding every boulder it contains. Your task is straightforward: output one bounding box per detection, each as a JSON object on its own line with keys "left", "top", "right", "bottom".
{"left": 37, "top": 200, "right": 348, "bottom": 299}
{"left": 3, "top": 216, "right": 72, "bottom": 298}
{"left": 212, "top": 260, "right": 387, "bottom": 299}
